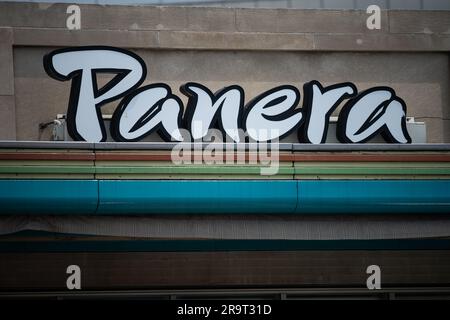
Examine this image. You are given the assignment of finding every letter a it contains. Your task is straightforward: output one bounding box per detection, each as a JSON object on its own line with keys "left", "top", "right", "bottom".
{"left": 366, "top": 5, "right": 381, "bottom": 30}
{"left": 66, "top": 265, "right": 81, "bottom": 290}
{"left": 66, "top": 5, "right": 81, "bottom": 30}
{"left": 366, "top": 265, "right": 381, "bottom": 290}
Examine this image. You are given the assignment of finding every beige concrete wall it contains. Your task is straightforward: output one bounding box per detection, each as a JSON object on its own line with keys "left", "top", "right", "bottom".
{"left": 1, "top": 2, "right": 449, "bottom": 142}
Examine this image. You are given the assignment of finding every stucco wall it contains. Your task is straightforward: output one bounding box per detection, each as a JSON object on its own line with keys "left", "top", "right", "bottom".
{"left": 0, "top": 2, "right": 449, "bottom": 142}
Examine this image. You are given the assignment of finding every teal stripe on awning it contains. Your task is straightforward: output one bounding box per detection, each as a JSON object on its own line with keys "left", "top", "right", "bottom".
{"left": 0, "top": 180, "right": 98, "bottom": 214}
{"left": 0, "top": 180, "right": 449, "bottom": 215}
{"left": 296, "top": 180, "right": 450, "bottom": 214}
{"left": 1, "top": 239, "right": 449, "bottom": 252}
{"left": 97, "top": 180, "right": 297, "bottom": 214}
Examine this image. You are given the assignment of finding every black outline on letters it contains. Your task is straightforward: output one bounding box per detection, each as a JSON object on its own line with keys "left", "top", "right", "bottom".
{"left": 43, "top": 46, "right": 412, "bottom": 144}
{"left": 299, "top": 80, "right": 357, "bottom": 144}
{"left": 110, "top": 83, "right": 184, "bottom": 142}
{"left": 336, "top": 86, "right": 412, "bottom": 144}
{"left": 91, "top": 68, "right": 131, "bottom": 100}
{"left": 242, "top": 85, "right": 303, "bottom": 142}
{"left": 43, "top": 46, "right": 147, "bottom": 142}
{"left": 180, "top": 82, "right": 245, "bottom": 142}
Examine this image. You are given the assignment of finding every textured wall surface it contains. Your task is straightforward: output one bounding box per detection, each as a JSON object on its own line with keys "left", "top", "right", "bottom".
{"left": 0, "top": 2, "right": 449, "bottom": 142}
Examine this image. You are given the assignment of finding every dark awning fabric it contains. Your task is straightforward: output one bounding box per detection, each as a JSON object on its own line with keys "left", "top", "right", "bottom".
{"left": 1, "top": 215, "right": 450, "bottom": 240}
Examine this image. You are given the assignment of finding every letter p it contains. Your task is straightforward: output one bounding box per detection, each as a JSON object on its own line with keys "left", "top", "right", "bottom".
{"left": 44, "top": 47, "right": 147, "bottom": 142}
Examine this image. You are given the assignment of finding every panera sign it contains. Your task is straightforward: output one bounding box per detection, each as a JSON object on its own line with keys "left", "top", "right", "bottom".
{"left": 44, "top": 46, "right": 411, "bottom": 144}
